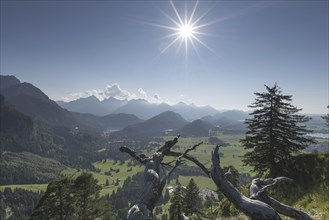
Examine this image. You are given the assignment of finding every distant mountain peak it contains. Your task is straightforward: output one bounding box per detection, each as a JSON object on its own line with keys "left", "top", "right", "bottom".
{"left": 102, "top": 96, "right": 121, "bottom": 102}
{"left": 0, "top": 76, "right": 78, "bottom": 127}
{"left": 57, "top": 92, "right": 222, "bottom": 120}
{"left": 2, "top": 82, "right": 50, "bottom": 102}
{"left": 0, "top": 75, "right": 21, "bottom": 90}
{"left": 178, "top": 118, "right": 215, "bottom": 137}
{"left": 69, "top": 95, "right": 100, "bottom": 104}
{"left": 176, "top": 101, "right": 188, "bottom": 106}
{"left": 112, "top": 110, "right": 187, "bottom": 138}
{"left": 85, "top": 95, "right": 100, "bottom": 101}
{"left": 130, "top": 98, "right": 148, "bottom": 103}
{"left": 152, "top": 110, "right": 182, "bottom": 118}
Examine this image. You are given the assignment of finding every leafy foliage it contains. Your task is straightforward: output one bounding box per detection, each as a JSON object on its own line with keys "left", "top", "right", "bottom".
{"left": 30, "top": 173, "right": 115, "bottom": 220}
{"left": 241, "top": 84, "right": 314, "bottom": 177}
{"left": 265, "top": 152, "right": 329, "bottom": 219}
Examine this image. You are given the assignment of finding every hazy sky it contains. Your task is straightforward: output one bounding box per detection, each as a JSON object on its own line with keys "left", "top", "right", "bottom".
{"left": 1, "top": 0, "right": 328, "bottom": 114}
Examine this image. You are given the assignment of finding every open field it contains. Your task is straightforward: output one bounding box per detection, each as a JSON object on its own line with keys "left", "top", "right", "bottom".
{"left": 0, "top": 184, "right": 47, "bottom": 192}
{"left": 2, "top": 133, "right": 328, "bottom": 219}
{"left": 1, "top": 134, "right": 249, "bottom": 196}
{"left": 162, "top": 134, "right": 252, "bottom": 174}
{"left": 61, "top": 160, "right": 144, "bottom": 196}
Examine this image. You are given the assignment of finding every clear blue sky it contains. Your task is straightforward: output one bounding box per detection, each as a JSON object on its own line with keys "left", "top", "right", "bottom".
{"left": 1, "top": 0, "right": 328, "bottom": 114}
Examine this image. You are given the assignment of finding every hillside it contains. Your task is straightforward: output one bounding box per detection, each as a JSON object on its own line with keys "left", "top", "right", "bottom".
{"left": 0, "top": 75, "right": 21, "bottom": 90}
{"left": 0, "top": 95, "right": 34, "bottom": 136}
{"left": 0, "top": 95, "right": 61, "bottom": 156}
{"left": 202, "top": 110, "right": 248, "bottom": 134}
{"left": 0, "top": 75, "right": 78, "bottom": 127}
{"left": 112, "top": 111, "right": 187, "bottom": 138}
{"left": 0, "top": 76, "right": 110, "bottom": 173}
{"left": 1, "top": 151, "right": 67, "bottom": 185}
{"left": 72, "top": 112, "right": 144, "bottom": 132}
{"left": 178, "top": 119, "right": 215, "bottom": 137}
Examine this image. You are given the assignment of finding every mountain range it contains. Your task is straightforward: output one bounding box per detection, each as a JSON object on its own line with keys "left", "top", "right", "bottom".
{"left": 1, "top": 75, "right": 252, "bottom": 139}
{"left": 59, "top": 96, "right": 219, "bottom": 120}
{"left": 0, "top": 75, "right": 77, "bottom": 127}
{"left": 0, "top": 75, "right": 144, "bottom": 131}
{"left": 110, "top": 110, "right": 249, "bottom": 138}
{"left": 112, "top": 111, "right": 188, "bottom": 138}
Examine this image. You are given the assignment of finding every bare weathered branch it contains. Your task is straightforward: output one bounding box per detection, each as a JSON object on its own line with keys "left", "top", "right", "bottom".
{"left": 159, "top": 159, "right": 184, "bottom": 194}
{"left": 164, "top": 141, "right": 210, "bottom": 177}
{"left": 165, "top": 151, "right": 210, "bottom": 176}
{"left": 121, "top": 137, "right": 311, "bottom": 220}
{"left": 250, "top": 177, "right": 312, "bottom": 220}
{"left": 157, "top": 135, "right": 180, "bottom": 154}
{"left": 211, "top": 145, "right": 281, "bottom": 220}
{"left": 120, "top": 136, "right": 185, "bottom": 220}
{"left": 256, "top": 193, "right": 312, "bottom": 220}
{"left": 119, "top": 146, "right": 147, "bottom": 164}
{"left": 181, "top": 141, "right": 203, "bottom": 156}
{"left": 160, "top": 159, "right": 177, "bottom": 167}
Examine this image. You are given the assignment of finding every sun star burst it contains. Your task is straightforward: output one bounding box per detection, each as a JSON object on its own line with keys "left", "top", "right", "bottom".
{"left": 178, "top": 23, "right": 195, "bottom": 39}
{"left": 153, "top": 0, "right": 214, "bottom": 58}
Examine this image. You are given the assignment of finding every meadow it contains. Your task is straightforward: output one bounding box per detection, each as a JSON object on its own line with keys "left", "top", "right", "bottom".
{"left": 1, "top": 133, "right": 328, "bottom": 219}
{"left": 1, "top": 133, "right": 248, "bottom": 195}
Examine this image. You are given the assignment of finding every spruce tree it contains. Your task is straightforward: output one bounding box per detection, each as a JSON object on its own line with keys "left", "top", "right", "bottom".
{"left": 182, "top": 178, "right": 202, "bottom": 217}
{"left": 169, "top": 185, "right": 184, "bottom": 220}
{"left": 241, "top": 84, "right": 314, "bottom": 177}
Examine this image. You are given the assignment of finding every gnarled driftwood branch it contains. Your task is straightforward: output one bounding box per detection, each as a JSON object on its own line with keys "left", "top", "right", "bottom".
{"left": 211, "top": 145, "right": 281, "bottom": 220}
{"left": 119, "top": 147, "right": 172, "bottom": 219}
{"left": 250, "top": 177, "right": 312, "bottom": 220}
{"left": 119, "top": 136, "right": 189, "bottom": 219}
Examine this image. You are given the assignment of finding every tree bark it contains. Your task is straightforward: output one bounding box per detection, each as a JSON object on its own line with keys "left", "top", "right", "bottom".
{"left": 119, "top": 136, "right": 184, "bottom": 220}
{"left": 211, "top": 145, "right": 281, "bottom": 220}
{"left": 250, "top": 178, "right": 312, "bottom": 220}
{"left": 120, "top": 147, "right": 163, "bottom": 220}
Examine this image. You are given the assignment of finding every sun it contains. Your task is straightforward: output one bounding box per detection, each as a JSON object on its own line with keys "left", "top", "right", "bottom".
{"left": 178, "top": 23, "right": 195, "bottom": 39}
{"left": 148, "top": 0, "right": 215, "bottom": 58}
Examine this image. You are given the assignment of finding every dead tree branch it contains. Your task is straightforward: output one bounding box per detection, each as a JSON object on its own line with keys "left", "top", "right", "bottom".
{"left": 164, "top": 141, "right": 210, "bottom": 177}
{"left": 120, "top": 138, "right": 312, "bottom": 220}
{"left": 211, "top": 145, "right": 281, "bottom": 220}
{"left": 119, "top": 136, "right": 184, "bottom": 220}
{"left": 250, "top": 177, "right": 312, "bottom": 220}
